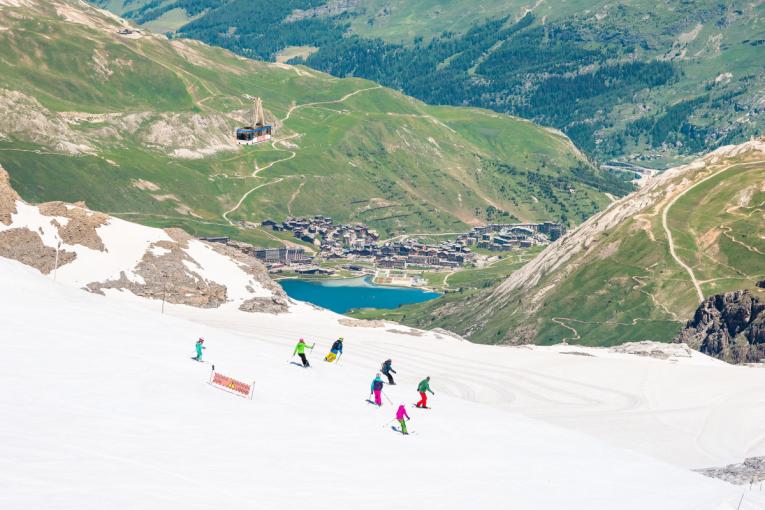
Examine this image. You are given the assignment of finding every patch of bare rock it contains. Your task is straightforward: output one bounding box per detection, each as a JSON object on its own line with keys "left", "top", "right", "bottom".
{"left": 39, "top": 201, "right": 109, "bottom": 251}
{"left": 696, "top": 457, "right": 765, "bottom": 485}
{"left": 86, "top": 229, "right": 289, "bottom": 313}
{"left": 610, "top": 341, "right": 694, "bottom": 360}
{"left": 387, "top": 328, "right": 424, "bottom": 337}
{"left": 205, "top": 238, "right": 289, "bottom": 313}
{"left": 0, "top": 228, "right": 76, "bottom": 274}
{"left": 87, "top": 228, "right": 228, "bottom": 308}
{"left": 0, "top": 164, "right": 20, "bottom": 225}
{"left": 431, "top": 328, "right": 467, "bottom": 341}
{"left": 338, "top": 318, "right": 386, "bottom": 328}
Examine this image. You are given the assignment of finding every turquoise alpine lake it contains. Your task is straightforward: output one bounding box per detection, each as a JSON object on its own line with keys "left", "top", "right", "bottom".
{"left": 278, "top": 276, "right": 440, "bottom": 314}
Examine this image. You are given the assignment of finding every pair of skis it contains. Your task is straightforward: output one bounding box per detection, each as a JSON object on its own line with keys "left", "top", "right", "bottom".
{"left": 382, "top": 418, "right": 415, "bottom": 435}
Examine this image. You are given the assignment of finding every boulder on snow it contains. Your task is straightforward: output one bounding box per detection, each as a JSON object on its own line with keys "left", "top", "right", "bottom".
{"left": 674, "top": 289, "right": 765, "bottom": 364}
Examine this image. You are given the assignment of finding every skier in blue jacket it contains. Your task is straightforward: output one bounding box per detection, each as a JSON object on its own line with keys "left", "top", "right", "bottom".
{"left": 324, "top": 337, "right": 343, "bottom": 362}
{"left": 370, "top": 373, "right": 384, "bottom": 406}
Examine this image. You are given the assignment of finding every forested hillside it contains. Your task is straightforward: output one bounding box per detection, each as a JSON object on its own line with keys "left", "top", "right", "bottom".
{"left": 0, "top": 0, "right": 619, "bottom": 248}
{"left": 94, "top": 0, "right": 765, "bottom": 166}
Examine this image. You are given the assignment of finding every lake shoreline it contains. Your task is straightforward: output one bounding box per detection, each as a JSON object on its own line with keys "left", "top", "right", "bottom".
{"left": 278, "top": 276, "right": 441, "bottom": 314}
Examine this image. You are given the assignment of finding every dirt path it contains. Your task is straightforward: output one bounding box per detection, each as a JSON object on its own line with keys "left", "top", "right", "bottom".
{"left": 551, "top": 317, "right": 580, "bottom": 342}
{"left": 280, "top": 85, "right": 381, "bottom": 123}
{"left": 251, "top": 135, "right": 300, "bottom": 177}
{"left": 222, "top": 178, "right": 284, "bottom": 225}
{"left": 443, "top": 270, "right": 458, "bottom": 288}
{"left": 661, "top": 159, "right": 765, "bottom": 303}
{"left": 287, "top": 178, "right": 306, "bottom": 216}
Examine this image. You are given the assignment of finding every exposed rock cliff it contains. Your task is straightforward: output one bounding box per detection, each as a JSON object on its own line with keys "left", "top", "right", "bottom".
{"left": 675, "top": 289, "right": 765, "bottom": 364}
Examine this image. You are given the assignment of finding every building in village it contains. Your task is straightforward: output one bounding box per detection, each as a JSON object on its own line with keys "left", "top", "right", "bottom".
{"left": 258, "top": 216, "right": 565, "bottom": 268}
{"left": 464, "top": 222, "right": 566, "bottom": 251}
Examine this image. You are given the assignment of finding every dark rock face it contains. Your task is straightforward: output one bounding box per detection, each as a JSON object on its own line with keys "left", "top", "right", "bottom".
{"left": 675, "top": 289, "right": 765, "bottom": 364}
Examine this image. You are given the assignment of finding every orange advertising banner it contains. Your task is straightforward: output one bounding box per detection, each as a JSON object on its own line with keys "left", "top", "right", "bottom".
{"left": 210, "top": 371, "right": 254, "bottom": 399}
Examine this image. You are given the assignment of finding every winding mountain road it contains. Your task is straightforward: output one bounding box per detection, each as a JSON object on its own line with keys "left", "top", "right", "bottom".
{"left": 661, "top": 159, "right": 765, "bottom": 303}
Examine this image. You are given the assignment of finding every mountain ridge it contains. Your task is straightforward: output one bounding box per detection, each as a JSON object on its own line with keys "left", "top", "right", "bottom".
{"left": 94, "top": 0, "right": 765, "bottom": 165}
{"left": 358, "top": 139, "right": 765, "bottom": 346}
{"left": 0, "top": 0, "right": 625, "bottom": 246}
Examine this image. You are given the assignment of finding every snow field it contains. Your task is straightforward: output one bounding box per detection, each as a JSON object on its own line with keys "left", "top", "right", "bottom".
{"left": 1, "top": 258, "right": 763, "bottom": 509}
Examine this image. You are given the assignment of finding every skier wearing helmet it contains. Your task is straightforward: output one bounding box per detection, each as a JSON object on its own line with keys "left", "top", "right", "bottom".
{"left": 324, "top": 337, "right": 344, "bottom": 363}
{"left": 381, "top": 359, "right": 396, "bottom": 385}
{"left": 370, "top": 373, "right": 384, "bottom": 406}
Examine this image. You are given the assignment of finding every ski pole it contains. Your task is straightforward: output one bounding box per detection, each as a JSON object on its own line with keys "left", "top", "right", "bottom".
{"left": 381, "top": 418, "right": 396, "bottom": 428}
{"left": 382, "top": 390, "right": 393, "bottom": 405}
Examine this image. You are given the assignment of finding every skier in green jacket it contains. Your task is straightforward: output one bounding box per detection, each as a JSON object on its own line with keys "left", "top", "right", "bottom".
{"left": 416, "top": 376, "right": 434, "bottom": 408}
{"left": 293, "top": 338, "right": 315, "bottom": 368}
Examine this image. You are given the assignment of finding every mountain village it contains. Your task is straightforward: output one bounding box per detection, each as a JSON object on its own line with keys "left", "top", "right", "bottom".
{"left": 207, "top": 216, "right": 565, "bottom": 286}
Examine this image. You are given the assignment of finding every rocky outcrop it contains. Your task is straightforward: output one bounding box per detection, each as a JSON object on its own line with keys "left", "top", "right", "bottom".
{"left": 0, "top": 89, "right": 95, "bottom": 155}
{"left": 85, "top": 229, "right": 289, "bottom": 313}
{"left": 206, "top": 239, "right": 289, "bottom": 314}
{"left": 0, "top": 165, "right": 19, "bottom": 225}
{"left": 0, "top": 228, "right": 76, "bottom": 274}
{"left": 696, "top": 457, "right": 765, "bottom": 484}
{"left": 39, "top": 201, "right": 109, "bottom": 251}
{"left": 610, "top": 341, "right": 694, "bottom": 360}
{"left": 338, "top": 318, "right": 385, "bottom": 328}
{"left": 674, "top": 289, "right": 765, "bottom": 364}
{"left": 86, "top": 235, "right": 229, "bottom": 308}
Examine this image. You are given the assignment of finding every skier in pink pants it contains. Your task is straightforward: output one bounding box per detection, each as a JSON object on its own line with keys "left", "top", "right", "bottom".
{"left": 370, "top": 373, "right": 384, "bottom": 406}
{"left": 396, "top": 404, "right": 411, "bottom": 434}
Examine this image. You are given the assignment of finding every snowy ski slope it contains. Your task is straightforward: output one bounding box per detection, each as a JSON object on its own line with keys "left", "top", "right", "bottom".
{"left": 2, "top": 258, "right": 764, "bottom": 509}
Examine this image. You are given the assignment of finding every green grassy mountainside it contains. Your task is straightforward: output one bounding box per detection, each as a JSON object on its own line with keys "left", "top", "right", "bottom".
{"left": 355, "top": 141, "right": 765, "bottom": 346}
{"left": 0, "top": 0, "right": 625, "bottom": 247}
{"left": 94, "top": 0, "right": 765, "bottom": 166}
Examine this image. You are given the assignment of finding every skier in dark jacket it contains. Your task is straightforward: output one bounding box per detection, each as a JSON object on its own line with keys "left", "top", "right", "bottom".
{"left": 324, "top": 337, "right": 343, "bottom": 363}
{"left": 381, "top": 359, "right": 396, "bottom": 385}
